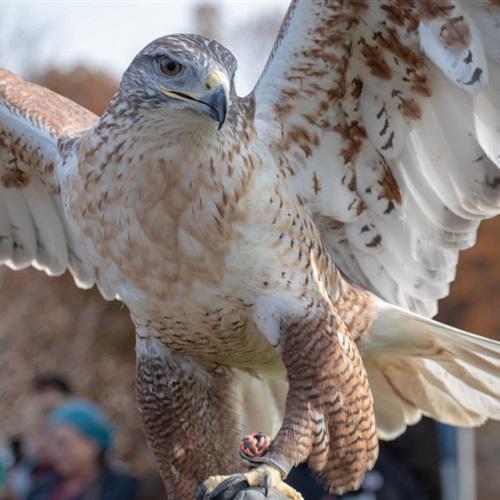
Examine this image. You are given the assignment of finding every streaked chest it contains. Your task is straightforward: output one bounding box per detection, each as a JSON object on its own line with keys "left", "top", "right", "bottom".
{"left": 63, "top": 122, "right": 271, "bottom": 302}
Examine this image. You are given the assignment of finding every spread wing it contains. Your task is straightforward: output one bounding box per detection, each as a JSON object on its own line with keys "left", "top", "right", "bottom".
{"left": 0, "top": 68, "right": 110, "bottom": 295}
{"left": 252, "top": 0, "right": 500, "bottom": 318}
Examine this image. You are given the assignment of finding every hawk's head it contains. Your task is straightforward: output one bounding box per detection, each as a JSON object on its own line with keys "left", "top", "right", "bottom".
{"left": 120, "top": 34, "right": 237, "bottom": 130}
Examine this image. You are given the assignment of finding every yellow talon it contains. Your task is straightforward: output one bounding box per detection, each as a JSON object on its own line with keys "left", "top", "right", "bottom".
{"left": 245, "top": 465, "right": 303, "bottom": 500}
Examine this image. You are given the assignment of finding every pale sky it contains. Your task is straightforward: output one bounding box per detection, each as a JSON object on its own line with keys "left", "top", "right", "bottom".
{"left": 0, "top": 1, "right": 289, "bottom": 95}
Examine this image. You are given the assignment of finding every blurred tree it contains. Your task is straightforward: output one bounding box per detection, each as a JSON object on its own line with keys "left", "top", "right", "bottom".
{"left": 0, "top": 7, "right": 52, "bottom": 80}
{"left": 194, "top": 3, "right": 220, "bottom": 41}
{"left": 38, "top": 66, "right": 118, "bottom": 115}
{"left": 437, "top": 217, "right": 500, "bottom": 341}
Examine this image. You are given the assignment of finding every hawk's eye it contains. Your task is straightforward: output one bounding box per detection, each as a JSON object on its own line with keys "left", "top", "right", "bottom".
{"left": 160, "top": 59, "right": 183, "bottom": 77}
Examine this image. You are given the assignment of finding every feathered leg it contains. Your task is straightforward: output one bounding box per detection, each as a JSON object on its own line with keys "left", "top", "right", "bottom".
{"left": 265, "top": 313, "right": 379, "bottom": 494}
{"left": 136, "top": 338, "right": 240, "bottom": 499}
{"left": 202, "top": 311, "right": 379, "bottom": 498}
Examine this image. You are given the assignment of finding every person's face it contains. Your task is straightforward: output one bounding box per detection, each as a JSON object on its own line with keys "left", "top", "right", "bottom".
{"left": 21, "top": 389, "right": 67, "bottom": 464}
{"left": 49, "top": 424, "right": 100, "bottom": 477}
{"left": 30, "top": 428, "right": 52, "bottom": 465}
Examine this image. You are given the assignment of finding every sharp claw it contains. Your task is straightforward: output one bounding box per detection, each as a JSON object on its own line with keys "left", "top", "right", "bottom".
{"left": 264, "top": 475, "right": 270, "bottom": 497}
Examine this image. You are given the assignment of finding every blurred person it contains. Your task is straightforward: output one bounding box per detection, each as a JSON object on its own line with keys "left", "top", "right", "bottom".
{"left": 26, "top": 400, "right": 137, "bottom": 500}
{"left": 7, "top": 375, "right": 73, "bottom": 499}
{"left": 0, "top": 442, "right": 14, "bottom": 500}
{"left": 136, "top": 471, "right": 166, "bottom": 500}
{"left": 27, "top": 375, "right": 73, "bottom": 482}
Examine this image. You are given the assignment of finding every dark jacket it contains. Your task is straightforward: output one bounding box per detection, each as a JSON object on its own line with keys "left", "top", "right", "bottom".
{"left": 26, "top": 468, "right": 138, "bottom": 500}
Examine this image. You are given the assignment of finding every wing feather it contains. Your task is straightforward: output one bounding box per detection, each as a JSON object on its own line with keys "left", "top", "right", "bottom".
{"left": 419, "top": 2, "right": 488, "bottom": 94}
{"left": 23, "top": 175, "right": 68, "bottom": 275}
{"left": 0, "top": 68, "right": 107, "bottom": 292}
{"left": 252, "top": 0, "right": 500, "bottom": 317}
{"left": 470, "top": 3, "right": 500, "bottom": 63}
{"left": 0, "top": 185, "right": 37, "bottom": 268}
{"left": 0, "top": 190, "right": 13, "bottom": 261}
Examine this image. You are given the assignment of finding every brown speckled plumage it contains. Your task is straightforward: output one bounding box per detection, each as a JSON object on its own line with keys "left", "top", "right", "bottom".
{"left": 2, "top": 2, "right": 500, "bottom": 499}
{"left": 136, "top": 342, "right": 241, "bottom": 497}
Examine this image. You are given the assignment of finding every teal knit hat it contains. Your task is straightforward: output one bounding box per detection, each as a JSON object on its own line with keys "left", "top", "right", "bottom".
{"left": 49, "top": 399, "right": 114, "bottom": 452}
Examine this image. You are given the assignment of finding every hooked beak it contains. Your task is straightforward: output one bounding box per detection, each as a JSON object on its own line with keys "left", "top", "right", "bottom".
{"left": 160, "top": 70, "right": 230, "bottom": 130}
{"left": 203, "top": 84, "right": 228, "bottom": 130}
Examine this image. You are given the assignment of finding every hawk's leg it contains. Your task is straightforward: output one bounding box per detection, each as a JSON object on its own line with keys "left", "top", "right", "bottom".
{"left": 136, "top": 338, "right": 240, "bottom": 499}
{"left": 263, "top": 313, "right": 379, "bottom": 494}
{"left": 202, "top": 312, "right": 379, "bottom": 497}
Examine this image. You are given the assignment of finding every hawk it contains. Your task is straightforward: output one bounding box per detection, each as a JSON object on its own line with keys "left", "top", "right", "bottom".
{"left": 1, "top": 1, "right": 500, "bottom": 498}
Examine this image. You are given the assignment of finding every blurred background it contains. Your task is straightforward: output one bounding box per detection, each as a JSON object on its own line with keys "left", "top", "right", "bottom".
{"left": 0, "top": 2, "right": 498, "bottom": 499}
